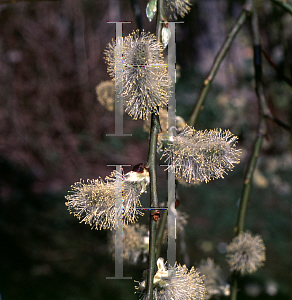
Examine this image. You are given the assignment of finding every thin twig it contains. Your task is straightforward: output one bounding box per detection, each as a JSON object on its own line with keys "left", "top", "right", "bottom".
{"left": 230, "top": 6, "right": 268, "bottom": 300}
{"left": 260, "top": 51, "right": 292, "bottom": 132}
{"left": 145, "top": 1, "right": 164, "bottom": 299}
{"left": 261, "top": 48, "right": 292, "bottom": 87}
{"left": 260, "top": 50, "right": 292, "bottom": 132}
{"left": 266, "top": 114, "right": 292, "bottom": 133}
{"left": 187, "top": 0, "right": 252, "bottom": 127}
{"left": 270, "top": 0, "right": 292, "bottom": 15}
{"left": 261, "top": 49, "right": 292, "bottom": 133}
{"left": 230, "top": 272, "right": 238, "bottom": 300}
{"left": 234, "top": 122, "right": 265, "bottom": 237}
{"left": 145, "top": 112, "right": 160, "bottom": 300}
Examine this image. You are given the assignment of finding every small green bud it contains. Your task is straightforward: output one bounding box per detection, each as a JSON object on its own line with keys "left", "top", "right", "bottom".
{"left": 146, "top": 0, "right": 157, "bottom": 22}
{"left": 148, "top": 0, "right": 157, "bottom": 12}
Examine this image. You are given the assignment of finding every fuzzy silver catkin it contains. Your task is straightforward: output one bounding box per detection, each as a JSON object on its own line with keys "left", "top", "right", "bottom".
{"left": 104, "top": 30, "right": 171, "bottom": 120}
{"left": 198, "top": 258, "right": 230, "bottom": 299}
{"left": 109, "top": 224, "right": 149, "bottom": 264}
{"left": 65, "top": 171, "right": 147, "bottom": 230}
{"left": 164, "top": 0, "right": 192, "bottom": 20}
{"left": 136, "top": 258, "right": 206, "bottom": 300}
{"left": 226, "top": 231, "right": 266, "bottom": 275}
{"left": 160, "top": 126, "right": 241, "bottom": 183}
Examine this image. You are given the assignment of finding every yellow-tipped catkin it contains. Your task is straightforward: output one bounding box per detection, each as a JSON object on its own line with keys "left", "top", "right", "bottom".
{"left": 164, "top": 0, "right": 192, "bottom": 20}
{"left": 104, "top": 30, "right": 171, "bottom": 120}
{"left": 136, "top": 257, "right": 206, "bottom": 300}
{"left": 65, "top": 170, "right": 149, "bottom": 230}
{"left": 159, "top": 125, "right": 241, "bottom": 183}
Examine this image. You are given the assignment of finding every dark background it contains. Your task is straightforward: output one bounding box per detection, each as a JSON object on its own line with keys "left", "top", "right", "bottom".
{"left": 0, "top": 0, "right": 292, "bottom": 299}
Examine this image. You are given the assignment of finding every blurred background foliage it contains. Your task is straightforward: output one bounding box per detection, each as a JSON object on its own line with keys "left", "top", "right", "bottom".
{"left": 0, "top": 0, "right": 291, "bottom": 299}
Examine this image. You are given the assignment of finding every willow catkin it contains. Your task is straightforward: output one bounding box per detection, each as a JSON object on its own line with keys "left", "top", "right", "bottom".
{"left": 164, "top": 0, "right": 192, "bottom": 20}
{"left": 104, "top": 30, "right": 171, "bottom": 120}
{"left": 65, "top": 170, "right": 149, "bottom": 230}
{"left": 159, "top": 125, "right": 241, "bottom": 183}
{"left": 226, "top": 231, "right": 266, "bottom": 275}
{"left": 136, "top": 257, "right": 206, "bottom": 300}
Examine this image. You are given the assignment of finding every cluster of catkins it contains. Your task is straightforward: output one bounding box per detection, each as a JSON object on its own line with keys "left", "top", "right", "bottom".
{"left": 65, "top": 0, "right": 266, "bottom": 299}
